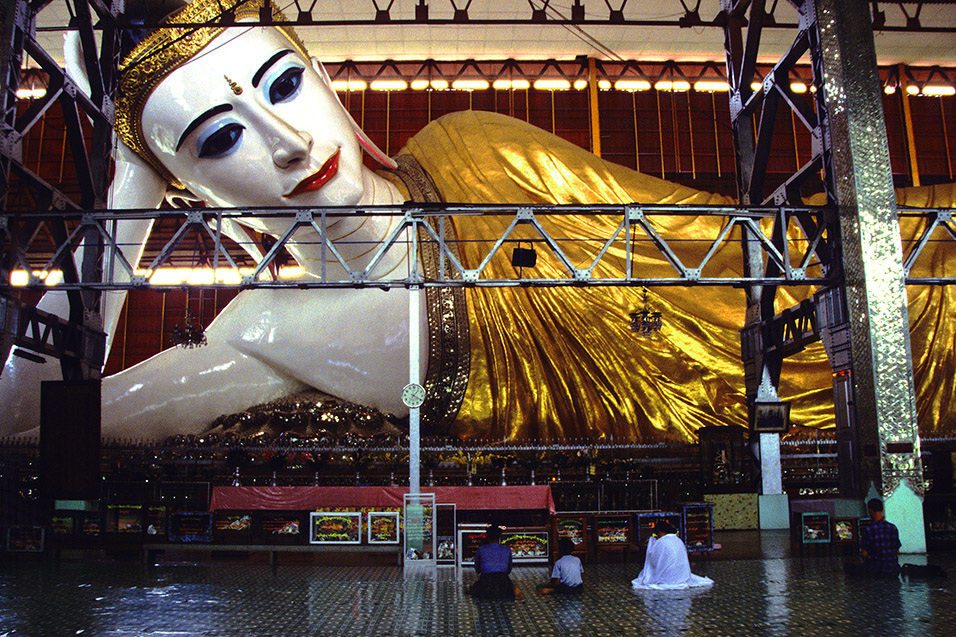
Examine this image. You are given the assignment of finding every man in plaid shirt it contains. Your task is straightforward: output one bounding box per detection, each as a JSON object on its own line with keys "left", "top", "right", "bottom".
{"left": 858, "top": 498, "right": 901, "bottom": 577}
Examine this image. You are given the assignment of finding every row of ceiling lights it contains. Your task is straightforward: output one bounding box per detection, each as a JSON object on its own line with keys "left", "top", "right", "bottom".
{"left": 9, "top": 266, "right": 309, "bottom": 287}
{"left": 328, "top": 77, "right": 955, "bottom": 96}
{"left": 13, "top": 75, "right": 955, "bottom": 99}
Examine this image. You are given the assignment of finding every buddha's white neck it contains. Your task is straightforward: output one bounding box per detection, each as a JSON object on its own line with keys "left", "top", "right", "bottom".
{"left": 293, "top": 170, "right": 410, "bottom": 280}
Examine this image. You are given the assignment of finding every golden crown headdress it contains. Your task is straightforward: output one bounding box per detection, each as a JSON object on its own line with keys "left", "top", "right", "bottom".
{"left": 115, "top": 0, "right": 309, "bottom": 182}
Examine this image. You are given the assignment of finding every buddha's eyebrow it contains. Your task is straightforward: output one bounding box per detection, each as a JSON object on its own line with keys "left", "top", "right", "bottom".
{"left": 177, "top": 104, "right": 233, "bottom": 151}
{"left": 252, "top": 49, "right": 293, "bottom": 88}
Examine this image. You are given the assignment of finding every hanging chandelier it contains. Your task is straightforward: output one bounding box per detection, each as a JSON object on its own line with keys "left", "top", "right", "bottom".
{"left": 629, "top": 288, "right": 662, "bottom": 337}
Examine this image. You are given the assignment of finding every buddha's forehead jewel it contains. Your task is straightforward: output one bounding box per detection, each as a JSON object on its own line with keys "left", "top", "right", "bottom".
{"left": 114, "top": 0, "right": 308, "bottom": 181}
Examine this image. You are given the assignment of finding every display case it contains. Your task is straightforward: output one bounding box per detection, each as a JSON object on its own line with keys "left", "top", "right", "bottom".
{"left": 502, "top": 528, "right": 549, "bottom": 563}
{"left": 833, "top": 518, "right": 858, "bottom": 544}
{"left": 435, "top": 504, "right": 457, "bottom": 564}
{"left": 856, "top": 517, "right": 873, "bottom": 551}
{"left": 309, "top": 511, "right": 361, "bottom": 544}
{"left": 367, "top": 511, "right": 400, "bottom": 544}
{"left": 106, "top": 504, "right": 143, "bottom": 534}
{"left": 457, "top": 524, "right": 488, "bottom": 566}
{"left": 636, "top": 512, "right": 683, "bottom": 546}
{"left": 800, "top": 512, "right": 831, "bottom": 544}
{"left": 682, "top": 503, "right": 715, "bottom": 552}
{"left": 168, "top": 512, "right": 213, "bottom": 543}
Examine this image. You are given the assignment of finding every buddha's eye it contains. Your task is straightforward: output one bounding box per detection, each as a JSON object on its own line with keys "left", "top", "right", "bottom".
{"left": 269, "top": 67, "right": 303, "bottom": 104}
{"left": 197, "top": 122, "right": 244, "bottom": 158}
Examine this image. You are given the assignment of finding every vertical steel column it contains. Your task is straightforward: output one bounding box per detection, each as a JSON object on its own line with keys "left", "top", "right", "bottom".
{"left": 722, "top": 0, "right": 784, "bottom": 495}
{"left": 0, "top": 0, "right": 27, "bottom": 213}
{"left": 811, "top": 0, "right": 924, "bottom": 551}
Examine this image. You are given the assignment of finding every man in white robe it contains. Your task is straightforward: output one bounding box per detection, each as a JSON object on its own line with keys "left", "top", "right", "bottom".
{"left": 631, "top": 520, "right": 713, "bottom": 590}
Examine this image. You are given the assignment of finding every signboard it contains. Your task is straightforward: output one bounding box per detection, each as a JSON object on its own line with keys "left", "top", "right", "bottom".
{"left": 7, "top": 527, "right": 44, "bottom": 552}
{"left": 368, "top": 511, "right": 400, "bottom": 544}
{"left": 258, "top": 513, "right": 304, "bottom": 544}
{"left": 403, "top": 493, "right": 435, "bottom": 564}
{"left": 310, "top": 512, "right": 362, "bottom": 544}
{"left": 502, "top": 530, "right": 549, "bottom": 563}
{"left": 683, "top": 503, "right": 714, "bottom": 552}
{"left": 552, "top": 515, "right": 588, "bottom": 552}
{"left": 214, "top": 512, "right": 254, "bottom": 543}
{"left": 594, "top": 515, "right": 630, "bottom": 545}
{"left": 80, "top": 512, "right": 102, "bottom": 537}
{"left": 146, "top": 506, "right": 167, "bottom": 536}
{"left": 801, "top": 512, "right": 831, "bottom": 544}
{"left": 50, "top": 515, "right": 75, "bottom": 538}
{"left": 168, "top": 512, "right": 213, "bottom": 543}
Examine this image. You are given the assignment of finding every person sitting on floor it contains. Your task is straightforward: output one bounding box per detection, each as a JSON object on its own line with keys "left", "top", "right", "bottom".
{"left": 845, "top": 498, "right": 901, "bottom": 578}
{"left": 538, "top": 537, "right": 584, "bottom": 595}
{"left": 631, "top": 519, "right": 713, "bottom": 590}
{"left": 469, "top": 525, "right": 523, "bottom": 600}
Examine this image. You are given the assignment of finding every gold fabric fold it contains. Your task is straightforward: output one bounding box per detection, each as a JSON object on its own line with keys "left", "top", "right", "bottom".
{"left": 399, "top": 111, "right": 955, "bottom": 442}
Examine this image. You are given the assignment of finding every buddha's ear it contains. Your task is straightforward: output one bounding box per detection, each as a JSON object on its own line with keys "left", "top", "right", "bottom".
{"left": 311, "top": 57, "right": 397, "bottom": 170}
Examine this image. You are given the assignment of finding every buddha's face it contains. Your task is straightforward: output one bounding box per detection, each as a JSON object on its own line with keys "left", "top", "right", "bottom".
{"left": 141, "top": 27, "right": 371, "bottom": 208}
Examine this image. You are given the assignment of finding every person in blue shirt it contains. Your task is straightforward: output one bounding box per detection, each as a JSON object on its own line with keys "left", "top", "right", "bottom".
{"left": 538, "top": 537, "right": 584, "bottom": 595}
{"left": 859, "top": 498, "right": 902, "bottom": 577}
{"left": 470, "top": 525, "right": 522, "bottom": 600}
{"left": 844, "top": 498, "right": 902, "bottom": 577}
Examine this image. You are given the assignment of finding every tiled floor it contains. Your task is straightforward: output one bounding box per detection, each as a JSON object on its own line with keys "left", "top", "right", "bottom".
{"left": 1, "top": 533, "right": 955, "bottom": 636}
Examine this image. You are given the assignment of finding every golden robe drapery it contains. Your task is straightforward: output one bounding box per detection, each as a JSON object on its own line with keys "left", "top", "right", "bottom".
{"left": 395, "top": 110, "right": 955, "bottom": 443}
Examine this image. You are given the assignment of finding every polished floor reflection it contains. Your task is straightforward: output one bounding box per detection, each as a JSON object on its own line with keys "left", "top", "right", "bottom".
{"left": 1, "top": 533, "right": 954, "bottom": 636}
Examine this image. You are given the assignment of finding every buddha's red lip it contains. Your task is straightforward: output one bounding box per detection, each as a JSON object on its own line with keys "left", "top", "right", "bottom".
{"left": 284, "top": 148, "right": 340, "bottom": 198}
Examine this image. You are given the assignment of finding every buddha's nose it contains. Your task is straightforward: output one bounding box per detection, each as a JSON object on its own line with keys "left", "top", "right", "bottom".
{"left": 273, "top": 130, "right": 313, "bottom": 168}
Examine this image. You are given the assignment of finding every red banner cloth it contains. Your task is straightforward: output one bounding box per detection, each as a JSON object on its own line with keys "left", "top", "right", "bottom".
{"left": 209, "top": 486, "right": 555, "bottom": 513}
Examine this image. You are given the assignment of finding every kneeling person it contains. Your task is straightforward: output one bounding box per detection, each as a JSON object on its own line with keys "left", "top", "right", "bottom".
{"left": 470, "top": 525, "right": 523, "bottom": 600}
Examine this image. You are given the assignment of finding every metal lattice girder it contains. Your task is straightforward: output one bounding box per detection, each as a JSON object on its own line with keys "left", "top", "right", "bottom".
{"left": 0, "top": 203, "right": 853, "bottom": 290}
{"left": 0, "top": 293, "right": 105, "bottom": 379}
{"left": 1, "top": 202, "right": 953, "bottom": 292}
{"left": 902, "top": 207, "right": 956, "bottom": 281}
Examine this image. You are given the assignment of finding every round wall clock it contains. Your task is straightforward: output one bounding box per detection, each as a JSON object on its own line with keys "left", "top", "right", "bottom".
{"left": 401, "top": 382, "right": 426, "bottom": 408}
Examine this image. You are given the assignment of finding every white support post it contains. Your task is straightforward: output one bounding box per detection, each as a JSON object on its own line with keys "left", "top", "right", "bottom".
{"left": 408, "top": 286, "right": 421, "bottom": 496}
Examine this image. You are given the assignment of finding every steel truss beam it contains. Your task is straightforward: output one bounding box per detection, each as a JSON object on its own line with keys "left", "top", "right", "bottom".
{"left": 1, "top": 203, "right": 952, "bottom": 292}
{"left": 0, "top": 293, "right": 105, "bottom": 380}
{"left": 0, "top": 203, "right": 847, "bottom": 290}
{"left": 42, "top": 0, "right": 954, "bottom": 33}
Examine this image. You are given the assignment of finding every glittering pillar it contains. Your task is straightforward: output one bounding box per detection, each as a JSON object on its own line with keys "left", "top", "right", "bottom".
{"left": 812, "top": 0, "right": 925, "bottom": 551}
